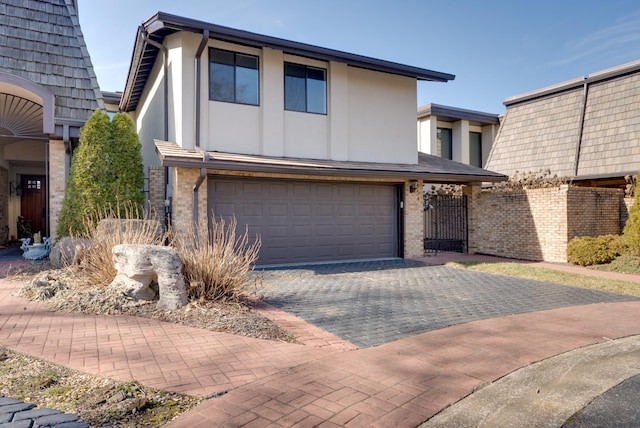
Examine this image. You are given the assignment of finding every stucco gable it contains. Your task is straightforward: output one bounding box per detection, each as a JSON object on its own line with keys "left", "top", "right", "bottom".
{"left": 0, "top": 0, "right": 104, "bottom": 122}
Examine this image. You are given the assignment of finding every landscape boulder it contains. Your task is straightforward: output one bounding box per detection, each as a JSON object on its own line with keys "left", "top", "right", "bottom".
{"left": 49, "top": 237, "right": 91, "bottom": 268}
{"left": 108, "top": 244, "right": 188, "bottom": 310}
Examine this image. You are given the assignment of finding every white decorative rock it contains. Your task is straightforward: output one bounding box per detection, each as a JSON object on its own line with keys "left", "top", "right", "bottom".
{"left": 109, "top": 244, "right": 188, "bottom": 310}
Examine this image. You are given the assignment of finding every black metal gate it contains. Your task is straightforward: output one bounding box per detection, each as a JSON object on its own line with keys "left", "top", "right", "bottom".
{"left": 424, "top": 194, "right": 468, "bottom": 254}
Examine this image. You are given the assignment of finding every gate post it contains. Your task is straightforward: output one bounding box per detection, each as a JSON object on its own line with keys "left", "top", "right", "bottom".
{"left": 464, "top": 183, "right": 481, "bottom": 254}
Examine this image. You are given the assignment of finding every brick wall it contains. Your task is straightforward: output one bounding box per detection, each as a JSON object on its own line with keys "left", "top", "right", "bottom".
{"left": 621, "top": 197, "right": 635, "bottom": 230}
{"left": 148, "top": 165, "right": 165, "bottom": 223}
{"left": 404, "top": 180, "right": 424, "bottom": 258}
{"left": 48, "top": 140, "right": 66, "bottom": 240}
{"left": 469, "top": 185, "right": 623, "bottom": 263}
{"left": 0, "top": 166, "right": 7, "bottom": 243}
{"left": 169, "top": 167, "right": 207, "bottom": 235}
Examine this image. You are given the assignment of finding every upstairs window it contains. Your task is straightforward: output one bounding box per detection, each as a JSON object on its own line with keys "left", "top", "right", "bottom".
{"left": 469, "top": 132, "right": 483, "bottom": 167}
{"left": 209, "top": 48, "right": 259, "bottom": 105}
{"left": 437, "top": 128, "right": 452, "bottom": 160}
{"left": 284, "top": 63, "right": 327, "bottom": 114}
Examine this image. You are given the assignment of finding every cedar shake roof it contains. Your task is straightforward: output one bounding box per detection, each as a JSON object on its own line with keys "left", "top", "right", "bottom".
{"left": 121, "top": 12, "right": 455, "bottom": 112}
{"left": 486, "top": 60, "right": 640, "bottom": 180}
{"left": 155, "top": 140, "right": 507, "bottom": 184}
{"left": 0, "top": 0, "right": 104, "bottom": 126}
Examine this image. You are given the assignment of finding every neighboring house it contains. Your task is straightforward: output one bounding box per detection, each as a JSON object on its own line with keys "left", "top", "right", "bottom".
{"left": 486, "top": 60, "right": 640, "bottom": 187}
{"left": 102, "top": 91, "right": 122, "bottom": 119}
{"left": 417, "top": 103, "right": 500, "bottom": 168}
{"left": 119, "top": 12, "right": 505, "bottom": 265}
{"left": 0, "top": 0, "right": 104, "bottom": 241}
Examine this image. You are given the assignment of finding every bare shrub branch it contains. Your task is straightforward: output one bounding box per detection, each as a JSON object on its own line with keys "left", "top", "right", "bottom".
{"left": 171, "top": 214, "right": 261, "bottom": 302}
{"left": 70, "top": 203, "right": 167, "bottom": 288}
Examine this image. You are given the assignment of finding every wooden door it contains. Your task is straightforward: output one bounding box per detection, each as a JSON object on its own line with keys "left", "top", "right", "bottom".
{"left": 20, "top": 175, "right": 46, "bottom": 236}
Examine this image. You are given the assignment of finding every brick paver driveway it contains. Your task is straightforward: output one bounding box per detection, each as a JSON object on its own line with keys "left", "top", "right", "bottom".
{"left": 258, "top": 259, "right": 639, "bottom": 348}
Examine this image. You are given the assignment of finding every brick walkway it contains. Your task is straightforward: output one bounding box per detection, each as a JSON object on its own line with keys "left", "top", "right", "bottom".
{"left": 0, "top": 253, "right": 639, "bottom": 426}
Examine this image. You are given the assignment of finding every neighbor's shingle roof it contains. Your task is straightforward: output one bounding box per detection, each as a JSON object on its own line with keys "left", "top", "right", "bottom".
{"left": 486, "top": 60, "right": 640, "bottom": 180}
{"left": 0, "top": 0, "right": 104, "bottom": 123}
{"left": 155, "top": 140, "right": 507, "bottom": 184}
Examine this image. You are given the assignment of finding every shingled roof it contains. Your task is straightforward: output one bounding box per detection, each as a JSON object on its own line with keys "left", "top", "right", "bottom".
{"left": 155, "top": 140, "right": 506, "bottom": 184}
{"left": 0, "top": 0, "right": 104, "bottom": 128}
{"left": 486, "top": 60, "right": 640, "bottom": 182}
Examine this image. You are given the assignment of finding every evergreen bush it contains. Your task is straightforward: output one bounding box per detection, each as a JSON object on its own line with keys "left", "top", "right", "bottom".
{"left": 56, "top": 110, "right": 145, "bottom": 237}
{"left": 566, "top": 235, "right": 619, "bottom": 266}
{"left": 623, "top": 192, "right": 640, "bottom": 257}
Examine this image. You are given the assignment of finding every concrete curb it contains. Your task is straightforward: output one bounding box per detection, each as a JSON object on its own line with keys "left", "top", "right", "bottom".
{"left": 420, "top": 335, "right": 640, "bottom": 427}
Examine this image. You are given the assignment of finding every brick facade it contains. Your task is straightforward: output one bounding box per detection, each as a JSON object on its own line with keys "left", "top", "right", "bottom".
{"left": 621, "top": 197, "right": 635, "bottom": 230}
{"left": 148, "top": 165, "right": 165, "bottom": 222}
{"left": 48, "top": 139, "right": 66, "bottom": 240}
{"left": 403, "top": 180, "right": 424, "bottom": 258}
{"left": 469, "top": 185, "right": 623, "bottom": 263}
{"left": 0, "top": 166, "right": 7, "bottom": 243}
{"left": 169, "top": 168, "right": 207, "bottom": 235}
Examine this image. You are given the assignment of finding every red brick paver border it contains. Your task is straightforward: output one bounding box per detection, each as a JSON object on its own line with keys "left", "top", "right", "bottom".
{"left": 169, "top": 301, "right": 640, "bottom": 427}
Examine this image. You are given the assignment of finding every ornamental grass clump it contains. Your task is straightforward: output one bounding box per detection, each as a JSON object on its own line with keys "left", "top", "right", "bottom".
{"left": 171, "top": 215, "right": 261, "bottom": 302}
{"left": 71, "top": 204, "right": 167, "bottom": 288}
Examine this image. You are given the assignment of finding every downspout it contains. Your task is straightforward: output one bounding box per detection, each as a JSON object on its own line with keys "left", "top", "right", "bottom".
{"left": 140, "top": 27, "right": 170, "bottom": 224}
{"left": 193, "top": 30, "right": 210, "bottom": 226}
{"left": 573, "top": 80, "right": 589, "bottom": 177}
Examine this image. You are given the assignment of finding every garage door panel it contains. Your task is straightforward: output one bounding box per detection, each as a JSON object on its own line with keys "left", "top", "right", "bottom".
{"left": 208, "top": 178, "right": 397, "bottom": 265}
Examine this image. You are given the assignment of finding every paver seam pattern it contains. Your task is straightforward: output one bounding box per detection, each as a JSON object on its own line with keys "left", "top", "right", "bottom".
{"left": 0, "top": 279, "right": 338, "bottom": 397}
{"left": 168, "top": 301, "right": 640, "bottom": 427}
{"left": 258, "top": 261, "right": 639, "bottom": 348}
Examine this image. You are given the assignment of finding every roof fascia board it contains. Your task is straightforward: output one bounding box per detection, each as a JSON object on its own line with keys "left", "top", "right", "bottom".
{"left": 145, "top": 12, "right": 454, "bottom": 82}
{"left": 418, "top": 103, "right": 499, "bottom": 124}
{"left": 504, "top": 76, "right": 586, "bottom": 107}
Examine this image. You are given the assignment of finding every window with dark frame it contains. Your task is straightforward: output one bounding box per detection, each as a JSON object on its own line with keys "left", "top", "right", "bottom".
{"left": 436, "top": 128, "right": 452, "bottom": 160}
{"left": 469, "top": 132, "right": 482, "bottom": 167}
{"left": 284, "top": 62, "right": 327, "bottom": 114}
{"left": 209, "top": 48, "right": 259, "bottom": 105}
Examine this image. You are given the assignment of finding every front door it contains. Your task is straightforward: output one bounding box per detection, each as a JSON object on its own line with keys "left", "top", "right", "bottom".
{"left": 20, "top": 175, "right": 46, "bottom": 236}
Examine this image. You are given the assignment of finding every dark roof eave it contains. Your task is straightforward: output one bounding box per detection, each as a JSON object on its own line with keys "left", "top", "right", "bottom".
{"left": 148, "top": 12, "right": 454, "bottom": 82}
{"left": 121, "top": 12, "right": 455, "bottom": 111}
{"left": 158, "top": 156, "right": 506, "bottom": 184}
{"left": 417, "top": 103, "right": 500, "bottom": 124}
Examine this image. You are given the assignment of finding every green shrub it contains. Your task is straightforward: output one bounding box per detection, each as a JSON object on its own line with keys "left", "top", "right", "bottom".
{"left": 623, "top": 193, "right": 640, "bottom": 256}
{"left": 567, "top": 235, "right": 618, "bottom": 266}
{"left": 57, "top": 110, "right": 145, "bottom": 238}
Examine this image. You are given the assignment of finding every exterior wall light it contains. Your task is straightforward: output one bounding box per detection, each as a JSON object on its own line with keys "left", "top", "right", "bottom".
{"left": 409, "top": 180, "right": 419, "bottom": 193}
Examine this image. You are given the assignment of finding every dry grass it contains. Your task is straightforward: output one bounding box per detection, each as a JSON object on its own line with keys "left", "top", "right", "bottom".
{"left": 447, "top": 261, "right": 640, "bottom": 297}
{"left": 70, "top": 204, "right": 167, "bottom": 288}
{"left": 171, "top": 215, "right": 261, "bottom": 302}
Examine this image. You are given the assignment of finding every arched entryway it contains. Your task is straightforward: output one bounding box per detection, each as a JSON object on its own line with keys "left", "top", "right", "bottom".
{"left": 0, "top": 73, "right": 54, "bottom": 242}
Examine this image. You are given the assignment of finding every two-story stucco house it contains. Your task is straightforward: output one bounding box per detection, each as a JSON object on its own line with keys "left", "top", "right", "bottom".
{"left": 417, "top": 103, "right": 500, "bottom": 168}
{"left": 119, "top": 12, "right": 505, "bottom": 265}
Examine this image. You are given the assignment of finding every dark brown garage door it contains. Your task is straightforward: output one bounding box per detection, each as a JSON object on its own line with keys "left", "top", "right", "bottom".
{"left": 208, "top": 177, "right": 399, "bottom": 265}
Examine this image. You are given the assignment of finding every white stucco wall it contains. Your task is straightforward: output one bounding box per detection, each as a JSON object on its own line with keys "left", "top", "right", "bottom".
{"left": 347, "top": 67, "right": 417, "bottom": 164}
{"left": 136, "top": 34, "right": 420, "bottom": 166}
{"left": 136, "top": 51, "right": 165, "bottom": 173}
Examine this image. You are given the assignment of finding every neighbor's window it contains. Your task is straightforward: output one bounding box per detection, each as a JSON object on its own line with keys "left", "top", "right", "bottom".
{"left": 469, "top": 132, "right": 482, "bottom": 167}
{"left": 437, "top": 128, "right": 452, "bottom": 160}
{"left": 209, "top": 48, "right": 259, "bottom": 105}
{"left": 284, "top": 62, "right": 326, "bottom": 114}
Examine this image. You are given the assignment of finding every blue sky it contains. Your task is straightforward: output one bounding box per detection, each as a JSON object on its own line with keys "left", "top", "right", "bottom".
{"left": 78, "top": 0, "right": 640, "bottom": 114}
